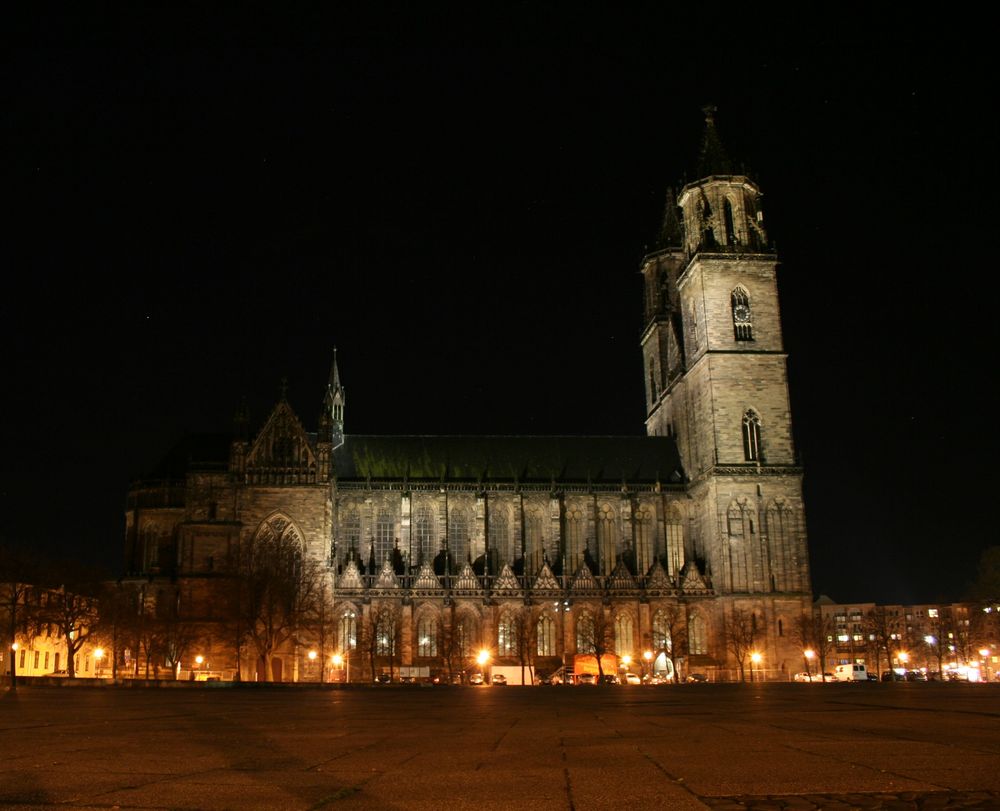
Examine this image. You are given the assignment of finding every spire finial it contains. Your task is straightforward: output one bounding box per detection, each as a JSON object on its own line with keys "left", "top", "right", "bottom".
{"left": 279, "top": 377, "right": 289, "bottom": 400}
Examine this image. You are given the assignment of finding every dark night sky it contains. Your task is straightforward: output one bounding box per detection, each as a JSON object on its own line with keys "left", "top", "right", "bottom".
{"left": 5, "top": 14, "right": 996, "bottom": 604}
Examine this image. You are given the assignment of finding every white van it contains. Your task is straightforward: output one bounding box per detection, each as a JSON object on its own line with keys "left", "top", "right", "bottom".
{"left": 833, "top": 664, "right": 869, "bottom": 682}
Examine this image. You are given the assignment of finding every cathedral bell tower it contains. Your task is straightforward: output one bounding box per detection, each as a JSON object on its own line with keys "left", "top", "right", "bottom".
{"left": 643, "top": 107, "right": 810, "bottom": 602}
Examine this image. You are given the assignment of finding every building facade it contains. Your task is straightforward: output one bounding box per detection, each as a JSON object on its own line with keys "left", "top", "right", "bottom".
{"left": 123, "top": 111, "right": 813, "bottom": 682}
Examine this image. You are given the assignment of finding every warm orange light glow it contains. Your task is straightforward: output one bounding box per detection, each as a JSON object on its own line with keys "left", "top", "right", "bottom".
{"left": 803, "top": 649, "right": 815, "bottom": 660}
{"left": 898, "top": 651, "right": 909, "bottom": 664}
{"left": 11, "top": 642, "right": 18, "bottom": 651}
{"left": 477, "top": 649, "right": 490, "bottom": 667}
{"left": 308, "top": 650, "right": 317, "bottom": 661}
{"left": 195, "top": 655, "right": 204, "bottom": 665}
{"left": 332, "top": 654, "right": 344, "bottom": 667}
{"left": 94, "top": 648, "right": 105, "bottom": 660}
{"left": 980, "top": 648, "right": 991, "bottom": 658}
{"left": 750, "top": 652, "right": 762, "bottom": 665}
{"left": 643, "top": 650, "right": 653, "bottom": 662}
{"left": 622, "top": 655, "right": 632, "bottom": 667}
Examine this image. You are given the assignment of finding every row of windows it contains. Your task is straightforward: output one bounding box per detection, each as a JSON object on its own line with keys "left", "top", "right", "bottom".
{"left": 331, "top": 609, "right": 709, "bottom": 659}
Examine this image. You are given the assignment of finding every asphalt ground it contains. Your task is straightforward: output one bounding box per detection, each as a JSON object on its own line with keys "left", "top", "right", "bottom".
{"left": 2, "top": 682, "right": 999, "bottom": 810}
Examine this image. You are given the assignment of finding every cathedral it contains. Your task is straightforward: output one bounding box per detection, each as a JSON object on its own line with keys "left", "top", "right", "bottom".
{"left": 124, "top": 110, "right": 812, "bottom": 683}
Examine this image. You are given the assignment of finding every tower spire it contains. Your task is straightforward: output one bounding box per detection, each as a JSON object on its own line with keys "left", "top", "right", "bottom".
{"left": 322, "top": 347, "right": 345, "bottom": 449}
{"left": 695, "top": 104, "right": 732, "bottom": 178}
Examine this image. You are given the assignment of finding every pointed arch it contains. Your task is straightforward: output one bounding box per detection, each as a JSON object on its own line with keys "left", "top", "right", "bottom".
{"left": 412, "top": 504, "right": 435, "bottom": 566}
{"left": 652, "top": 609, "right": 671, "bottom": 652}
{"left": 614, "top": 612, "right": 635, "bottom": 657}
{"left": 449, "top": 506, "right": 470, "bottom": 564}
{"left": 742, "top": 409, "right": 762, "bottom": 462}
{"left": 253, "top": 512, "right": 305, "bottom": 551}
{"left": 488, "top": 502, "right": 512, "bottom": 565}
{"left": 596, "top": 502, "right": 618, "bottom": 576}
{"left": 497, "top": 609, "right": 518, "bottom": 657}
{"left": 633, "top": 503, "right": 654, "bottom": 576}
{"left": 414, "top": 606, "right": 440, "bottom": 658}
{"left": 536, "top": 613, "right": 556, "bottom": 657}
{"left": 688, "top": 611, "right": 707, "bottom": 655}
{"left": 565, "top": 506, "right": 584, "bottom": 576}
{"left": 726, "top": 501, "right": 750, "bottom": 592}
{"left": 665, "top": 503, "right": 684, "bottom": 578}
{"left": 575, "top": 611, "right": 595, "bottom": 654}
{"left": 731, "top": 286, "right": 753, "bottom": 341}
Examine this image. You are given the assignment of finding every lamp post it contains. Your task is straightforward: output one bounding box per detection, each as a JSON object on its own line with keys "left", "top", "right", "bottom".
{"left": 308, "top": 649, "right": 318, "bottom": 682}
{"left": 979, "top": 649, "right": 991, "bottom": 683}
{"left": 643, "top": 649, "right": 653, "bottom": 681}
{"left": 94, "top": 648, "right": 105, "bottom": 678}
{"left": 477, "top": 649, "right": 490, "bottom": 684}
{"left": 621, "top": 654, "right": 631, "bottom": 682}
{"left": 750, "top": 651, "right": 762, "bottom": 683}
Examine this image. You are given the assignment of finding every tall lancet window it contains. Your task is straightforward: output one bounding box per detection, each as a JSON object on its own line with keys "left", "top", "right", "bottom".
{"left": 731, "top": 287, "right": 753, "bottom": 341}
{"left": 742, "top": 409, "right": 762, "bottom": 462}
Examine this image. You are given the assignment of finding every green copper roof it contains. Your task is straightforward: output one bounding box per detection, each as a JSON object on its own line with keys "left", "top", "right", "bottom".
{"left": 334, "top": 435, "right": 684, "bottom": 484}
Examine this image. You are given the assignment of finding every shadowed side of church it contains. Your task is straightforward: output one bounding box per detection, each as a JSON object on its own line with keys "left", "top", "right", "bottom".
{"left": 122, "top": 110, "right": 812, "bottom": 683}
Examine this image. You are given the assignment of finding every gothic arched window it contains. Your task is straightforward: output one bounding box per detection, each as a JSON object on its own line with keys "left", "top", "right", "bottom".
{"left": 576, "top": 613, "right": 595, "bottom": 654}
{"left": 742, "top": 410, "right": 762, "bottom": 462}
{"left": 536, "top": 615, "right": 555, "bottom": 657}
{"left": 652, "top": 610, "right": 672, "bottom": 652}
{"left": 688, "top": 612, "right": 707, "bottom": 655}
{"left": 565, "top": 508, "right": 583, "bottom": 572}
{"left": 413, "top": 506, "right": 434, "bottom": 564}
{"left": 597, "top": 504, "right": 617, "bottom": 575}
{"left": 338, "top": 611, "right": 357, "bottom": 651}
{"left": 375, "top": 509, "right": 395, "bottom": 563}
{"left": 488, "top": 505, "right": 510, "bottom": 564}
{"left": 497, "top": 612, "right": 517, "bottom": 657}
{"left": 417, "top": 615, "right": 438, "bottom": 658}
{"left": 614, "top": 614, "right": 634, "bottom": 657}
{"left": 449, "top": 507, "right": 470, "bottom": 563}
{"left": 731, "top": 287, "right": 753, "bottom": 341}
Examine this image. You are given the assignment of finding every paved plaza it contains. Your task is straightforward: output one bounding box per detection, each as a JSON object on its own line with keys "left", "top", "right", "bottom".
{"left": 2, "top": 682, "right": 999, "bottom": 810}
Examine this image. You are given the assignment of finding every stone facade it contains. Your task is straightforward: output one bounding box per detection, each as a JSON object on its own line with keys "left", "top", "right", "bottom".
{"left": 123, "top": 112, "right": 813, "bottom": 682}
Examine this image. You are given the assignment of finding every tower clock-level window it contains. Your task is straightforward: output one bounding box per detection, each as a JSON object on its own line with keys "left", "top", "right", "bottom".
{"left": 731, "top": 287, "right": 753, "bottom": 341}
{"left": 742, "top": 409, "right": 762, "bottom": 462}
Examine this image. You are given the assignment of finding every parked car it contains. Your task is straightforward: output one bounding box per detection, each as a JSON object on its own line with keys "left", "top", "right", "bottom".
{"left": 539, "top": 673, "right": 563, "bottom": 685}
{"left": 599, "top": 674, "right": 620, "bottom": 685}
{"left": 624, "top": 673, "right": 642, "bottom": 685}
{"left": 881, "top": 669, "right": 906, "bottom": 682}
{"left": 793, "top": 671, "right": 823, "bottom": 682}
{"left": 375, "top": 673, "right": 391, "bottom": 684}
{"left": 686, "top": 673, "right": 708, "bottom": 683}
{"left": 647, "top": 672, "right": 671, "bottom": 685}
{"left": 469, "top": 672, "right": 484, "bottom": 685}
{"left": 491, "top": 674, "right": 507, "bottom": 686}
{"left": 576, "top": 673, "right": 597, "bottom": 685}
{"left": 905, "top": 670, "right": 927, "bottom": 682}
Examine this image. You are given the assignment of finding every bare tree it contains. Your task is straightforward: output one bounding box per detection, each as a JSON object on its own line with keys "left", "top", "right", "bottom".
{"left": 654, "top": 603, "right": 687, "bottom": 683}
{"left": 33, "top": 569, "right": 103, "bottom": 679}
{"left": 864, "top": 606, "right": 901, "bottom": 675}
{"left": 361, "top": 602, "right": 399, "bottom": 681}
{"left": 0, "top": 544, "right": 39, "bottom": 688}
{"left": 723, "top": 607, "right": 757, "bottom": 682}
{"left": 237, "top": 532, "right": 322, "bottom": 682}
{"left": 576, "top": 606, "right": 613, "bottom": 681}
{"left": 513, "top": 607, "right": 535, "bottom": 685}
{"left": 793, "top": 611, "right": 834, "bottom": 680}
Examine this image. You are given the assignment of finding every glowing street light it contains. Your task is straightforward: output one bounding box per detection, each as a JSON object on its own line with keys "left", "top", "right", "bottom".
{"left": 750, "top": 651, "right": 762, "bottom": 683}
{"left": 94, "top": 648, "right": 105, "bottom": 678}
{"left": 195, "top": 655, "right": 204, "bottom": 666}
{"left": 803, "top": 648, "right": 815, "bottom": 680}
{"left": 980, "top": 649, "right": 992, "bottom": 683}
{"left": 643, "top": 649, "right": 653, "bottom": 679}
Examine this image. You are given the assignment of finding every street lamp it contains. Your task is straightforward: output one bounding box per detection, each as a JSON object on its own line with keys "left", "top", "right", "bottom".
{"left": 308, "top": 649, "right": 318, "bottom": 682}
{"left": 979, "top": 649, "right": 991, "bottom": 683}
{"left": 94, "top": 648, "right": 105, "bottom": 678}
{"left": 477, "top": 649, "right": 490, "bottom": 683}
{"left": 621, "top": 654, "right": 631, "bottom": 679}
{"left": 332, "top": 652, "right": 349, "bottom": 683}
{"left": 750, "top": 651, "right": 762, "bottom": 683}
{"left": 643, "top": 649, "right": 653, "bottom": 681}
